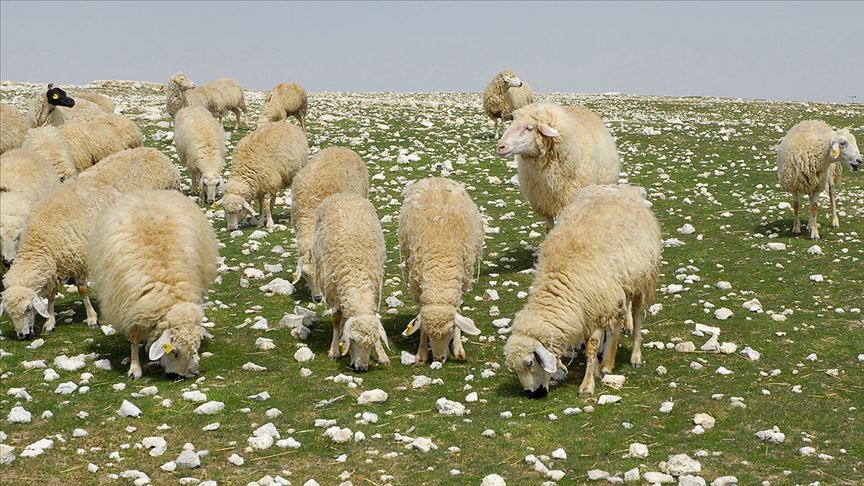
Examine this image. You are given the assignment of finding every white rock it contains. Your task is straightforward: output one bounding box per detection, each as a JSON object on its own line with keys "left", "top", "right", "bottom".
{"left": 142, "top": 436, "right": 167, "bottom": 457}
{"left": 678, "top": 475, "right": 707, "bottom": 486}
{"left": 659, "top": 401, "right": 674, "bottom": 413}
{"left": 248, "top": 391, "right": 270, "bottom": 401}
{"left": 401, "top": 351, "right": 416, "bottom": 365}
{"left": 740, "top": 347, "right": 760, "bottom": 361}
{"left": 807, "top": 245, "right": 823, "bottom": 255}
{"left": 228, "top": 453, "right": 244, "bottom": 465}
{"left": 710, "top": 477, "right": 738, "bottom": 486}
{"left": 677, "top": 224, "right": 695, "bottom": 235}
{"left": 624, "top": 468, "right": 640, "bottom": 482}
{"left": 742, "top": 299, "right": 762, "bottom": 312}
{"left": 465, "top": 392, "right": 478, "bottom": 402}
{"left": 675, "top": 341, "right": 696, "bottom": 352}
{"left": 117, "top": 400, "right": 142, "bottom": 418}
{"left": 277, "top": 437, "right": 301, "bottom": 449}
{"left": 766, "top": 242, "right": 786, "bottom": 251}
{"left": 715, "top": 281, "right": 732, "bottom": 290}
{"left": 551, "top": 448, "right": 567, "bottom": 460}
{"left": 357, "top": 389, "right": 388, "bottom": 404}
{"left": 755, "top": 426, "right": 785, "bottom": 444}
{"left": 714, "top": 308, "right": 733, "bottom": 320}
{"left": 666, "top": 453, "right": 701, "bottom": 475}
{"left": 7, "top": 406, "right": 32, "bottom": 423}
{"left": 601, "top": 374, "right": 625, "bottom": 389}
{"left": 202, "top": 423, "right": 220, "bottom": 431}
{"left": 587, "top": 469, "right": 609, "bottom": 481}
{"left": 54, "top": 354, "right": 86, "bottom": 371}
{"left": 719, "top": 342, "right": 737, "bottom": 354}
{"left": 175, "top": 448, "right": 200, "bottom": 468}
{"left": 255, "top": 337, "right": 276, "bottom": 350}
{"left": 628, "top": 442, "right": 649, "bottom": 458}
{"left": 484, "top": 289, "right": 499, "bottom": 301}
{"left": 643, "top": 472, "right": 675, "bottom": 484}
{"left": 598, "top": 394, "right": 621, "bottom": 405}
{"left": 694, "top": 323, "right": 721, "bottom": 336}
{"left": 480, "top": 474, "right": 506, "bottom": 486}
{"left": 294, "top": 347, "right": 315, "bottom": 363}
{"left": 715, "top": 366, "right": 734, "bottom": 375}
{"left": 435, "top": 397, "right": 466, "bottom": 416}
{"left": 799, "top": 446, "right": 816, "bottom": 456}
{"left": 242, "top": 362, "right": 267, "bottom": 371}
{"left": 412, "top": 375, "right": 432, "bottom": 388}
{"left": 194, "top": 401, "right": 225, "bottom": 415}
{"left": 182, "top": 390, "right": 208, "bottom": 402}
{"left": 809, "top": 274, "right": 824, "bottom": 283}
{"left": 693, "top": 413, "right": 715, "bottom": 430}
{"left": 260, "top": 278, "right": 294, "bottom": 295}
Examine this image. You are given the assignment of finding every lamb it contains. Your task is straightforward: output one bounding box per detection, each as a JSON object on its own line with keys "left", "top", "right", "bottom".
{"left": 78, "top": 147, "right": 181, "bottom": 193}
{"left": 0, "top": 149, "right": 61, "bottom": 263}
{"left": 1, "top": 103, "right": 28, "bottom": 154}
{"left": 776, "top": 120, "right": 862, "bottom": 239}
{"left": 218, "top": 122, "right": 307, "bottom": 230}
{"left": 399, "top": 177, "right": 484, "bottom": 364}
{"left": 311, "top": 192, "right": 388, "bottom": 372}
{"left": 503, "top": 184, "right": 661, "bottom": 398}
{"left": 497, "top": 102, "right": 621, "bottom": 229}
{"left": 173, "top": 106, "right": 226, "bottom": 204}
{"left": 88, "top": 190, "right": 219, "bottom": 379}
{"left": 57, "top": 113, "right": 143, "bottom": 172}
{"left": 0, "top": 179, "right": 121, "bottom": 339}
{"left": 165, "top": 72, "right": 249, "bottom": 129}
{"left": 261, "top": 83, "right": 308, "bottom": 135}
{"left": 290, "top": 147, "right": 369, "bottom": 300}
{"left": 20, "top": 126, "right": 78, "bottom": 180}
{"left": 483, "top": 70, "right": 527, "bottom": 137}
{"left": 27, "top": 84, "right": 105, "bottom": 127}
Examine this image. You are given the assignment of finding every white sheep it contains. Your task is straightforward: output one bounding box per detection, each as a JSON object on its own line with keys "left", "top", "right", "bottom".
{"left": 88, "top": 190, "right": 219, "bottom": 379}
{"left": 1, "top": 103, "right": 28, "bottom": 154}
{"left": 399, "top": 177, "right": 484, "bottom": 364}
{"left": 261, "top": 82, "right": 308, "bottom": 135}
{"left": 0, "top": 149, "right": 60, "bottom": 263}
{"left": 312, "top": 192, "right": 388, "bottom": 372}
{"left": 503, "top": 184, "right": 661, "bottom": 398}
{"left": 0, "top": 179, "right": 121, "bottom": 339}
{"left": 58, "top": 113, "right": 143, "bottom": 172}
{"left": 165, "top": 72, "right": 249, "bottom": 129}
{"left": 776, "top": 120, "right": 862, "bottom": 239}
{"left": 71, "top": 91, "right": 115, "bottom": 114}
{"left": 20, "top": 126, "right": 78, "bottom": 180}
{"left": 497, "top": 102, "right": 621, "bottom": 229}
{"left": 79, "top": 147, "right": 181, "bottom": 193}
{"left": 290, "top": 147, "right": 369, "bottom": 300}
{"left": 27, "top": 85, "right": 106, "bottom": 127}
{"left": 483, "top": 70, "right": 527, "bottom": 137}
{"left": 505, "top": 82, "right": 534, "bottom": 118}
{"left": 173, "top": 106, "right": 226, "bottom": 204}
{"left": 219, "top": 122, "right": 307, "bottom": 230}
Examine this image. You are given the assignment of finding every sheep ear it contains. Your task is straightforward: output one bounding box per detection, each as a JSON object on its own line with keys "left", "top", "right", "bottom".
{"left": 149, "top": 329, "right": 173, "bottom": 361}
{"left": 32, "top": 296, "right": 50, "bottom": 318}
{"left": 830, "top": 139, "right": 840, "bottom": 159}
{"left": 402, "top": 316, "right": 421, "bottom": 337}
{"left": 340, "top": 319, "right": 353, "bottom": 356}
{"left": 291, "top": 259, "right": 303, "bottom": 285}
{"left": 242, "top": 200, "right": 259, "bottom": 216}
{"left": 539, "top": 124, "right": 560, "bottom": 138}
{"left": 212, "top": 198, "right": 223, "bottom": 208}
{"left": 377, "top": 319, "right": 390, "bottom": 350}
{"left": 217, "top": 177, "right": 226, "bottom": 193}
{"left": 0, "top": 297, "right": 5, "bottom": 317}
{"left": 454, "top": 313, "right": 480, "bottom": 335}
{"left": 533, "top": 343, "right": 557, "bottom": 374}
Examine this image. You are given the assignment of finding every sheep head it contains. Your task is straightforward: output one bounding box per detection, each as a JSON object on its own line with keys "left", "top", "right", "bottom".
{"left": 497, "top": 70, "right": 523, "bottom": 89}
{"left": 292, "top": 252, "right": 323, "bottom": 303}
{"left": 339, "top": 314, "right": 388, "bottom": 372}
{"left": 169, "top": 72, "right": 196, "bottom": 91}
{"left": 497, "top": 103, "right": 559, "bottom": 158}
{"left": 217, "top": 192, "right": 256, "bottom": 231}
{"left": 200, "top": 174, "right": 224, "bottom": 205}
{"left": 403, "top": 304, "right": 479, "bottom": 363}
{"left": 832, "top": 128, "right": 861, "bottom": 172}
{"left": 147, "top": 303, "right": 203, "bottom": 378}
{"left": 504, "top": 332, "right": 558, "bottom": 399}
{"left": 0, "top": 286, "right": 50, "bottom": 340}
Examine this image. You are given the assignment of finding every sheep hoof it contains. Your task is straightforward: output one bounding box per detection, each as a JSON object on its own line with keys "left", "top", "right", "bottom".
{"left": 452, "top": 350, "right": 466, "bottom": 361}
{"left": 415, "top": 353, "right": 428, "bottom": 365}
{"left": 578, "top": 387, "right": 594, "bottom": 398}
{"left": 86, "top": 318, "right": 98, "bottom": 329}
{"left": 127, "top": 368, "right": 142, "bottom": 380}
{"left": 832, "top": 219, "right": 840, "bottom": 229}
{"left": 377, "top": 357, "right": 391, "bottom": 367}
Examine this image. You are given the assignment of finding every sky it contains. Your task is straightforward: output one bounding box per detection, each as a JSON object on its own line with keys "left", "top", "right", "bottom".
{"left": 1, "top": 1, "right": 862, "bottom": 103}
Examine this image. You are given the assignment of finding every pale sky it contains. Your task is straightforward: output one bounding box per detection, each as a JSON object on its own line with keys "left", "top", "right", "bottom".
{"left": 1, "top": 1, "right": 862, "bottom": 103}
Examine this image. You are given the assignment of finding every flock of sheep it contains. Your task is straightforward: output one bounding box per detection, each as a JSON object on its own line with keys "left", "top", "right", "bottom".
{"left": 0, "top": 69, "right": 861, "bottom": 399}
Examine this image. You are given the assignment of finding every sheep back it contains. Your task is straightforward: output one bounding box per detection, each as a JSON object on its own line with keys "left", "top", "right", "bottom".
{"left": 173, "top": 106, "right": 226, "bottom": 177}
{"left": 20, "top": 126, "right": 78, "bottom": 179}
{"left": 1, "top": 103, "right": 28, "bottom": 154}
{"left": 228, "top": 121, "right": 307, "bottom": 200}
{"left": 58, "top": 114, "right": 143, "bottom": 171}
{"left": 79, "top": 147, "right": 181, "bottom": 193}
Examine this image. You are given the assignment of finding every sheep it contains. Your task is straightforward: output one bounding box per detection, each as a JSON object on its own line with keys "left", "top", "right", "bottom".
{"left": 497, "top": 102, "right": 621, "bottom": 230}
{"left": 290, "top": 147, "right": 369, "bottom": 300}
{"left": 1, "top": 103, "right": 28, "bottom": 154}
{"left": 88, "top": 190, "right": 219, "bottom": 379}
{"left": 503, "top": 184, "right": 661, "bottom": 398}
{"left": 311, "top": 192, "right": 388, "bottom": 372}
{"left": 27, "top": 84, "right": 105, "bottom": 127}
{"left": 483, "top": 70, "right": 527, "bottom": 137}
{"left": 505, "top": 82, "right": 534, "bottom": 119}
{"left": 165, "top": 72, "right": 249, "bottom": 129}
{"left": 261, "top": 83, "right": 308, "bottom": 135}
{"left": 0, "top": 179, "right": 121, "bottom": 339}
{"left": 398, "top": 177, "right": 484, "bottom": 364}
{"left": 776, "top": 120, "right": 862, "bottom": 239}
{"left": 70, "top": 92, "right": 115, "bottom": 114}
{"left": 0, "top": 149, "right": 61, "bottom": 264}
{"left": 78, "top": 147, "right": 181, "bottom": 193}
{"left": 218, "top": 121, "right": 307, "bottom": 230}
{"left": 57, "top": 113, "right": 143, "bottom": 172}
{"left": 173, "top": 106, "right": 226, "bottom": 204}
{"left": 20, "top": 126, "right": 78, "bottom": 180}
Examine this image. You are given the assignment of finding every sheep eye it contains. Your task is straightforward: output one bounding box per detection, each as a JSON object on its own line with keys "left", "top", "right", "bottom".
{"left": 526, "top": 125, "right": 535, "bottom": 132}
{"left": 25, "top": 305, "right": 32, "bottom": 312}
{"left": 839, "top": 140, "right": 847, "bottom": 147}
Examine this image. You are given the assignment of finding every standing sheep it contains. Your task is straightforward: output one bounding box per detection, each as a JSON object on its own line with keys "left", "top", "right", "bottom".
{"left": 27, "top": 84, "right": 105, "bottom": 127}
{"left": 497, "top": 102, "right": 621, "bottom": 229}
{"left": 219, "top": 122, "right": 307, "bottom": 230}
{"left": 483, "top": 70, "right": 526, "bottom": 137}
{"left": 0, "top": 179, "right": 121, "bottom": 339}
{"left": 503, "top": 185, "right": 661, "bottom": 398}
{"left": 291, "top": 147, "right": 368, "bottom": 300}
{"left": 20, "top": 126, "right": 78, "bottom": 180}
{"left": 1, "top": 103, "right": 28, "bottom": 154}
{"left": 312, "top": 192, "right": 388, "bottom": 372}
{"left": 173, "top": 106, "right": 226, "bottom": 204}
{"left": 58, "top": 113, "right": 143, "bottom": 172}
{"left": 88, "top": 190, "right": 219, "bottom": 379}
{"left": 0, "top": 149, "right": 61, "bottom": 263}
{"left": 776, "top": 120, "right": 862, "bottom": 239}
{"left": 78, "top": 147, "right": 181, "bottom": 193}
{"left": 165, "top": 72, "right": 249, "bottom": 129}
{"left": 399, "top": 177, "right": 484, "bottom": 364}
{"left": 505, "top": 82, "right": 534, "bottom": 118}
{"left": 261, "top": 83, "right": 308, "bottom": 135}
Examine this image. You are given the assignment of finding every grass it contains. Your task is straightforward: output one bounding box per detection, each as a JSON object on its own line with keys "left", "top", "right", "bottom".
{"left": 1, "top": 86, "right": 863, "bottom": 485}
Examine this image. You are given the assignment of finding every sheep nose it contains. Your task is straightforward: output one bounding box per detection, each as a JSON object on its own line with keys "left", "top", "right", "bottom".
{"left": 525, "top": 386, "right": 548, "bottom": 399}
{"left": 433, "top": 355, "right": 448, "bottom": 363}
{"left": 16, "top": 331, "right": 31, "bottom": 340}
{"left": 312, "top": 294, "right": 324, "bottom": 304}
{"left": 350, "top": 363, "right": 368, "bottom": 373}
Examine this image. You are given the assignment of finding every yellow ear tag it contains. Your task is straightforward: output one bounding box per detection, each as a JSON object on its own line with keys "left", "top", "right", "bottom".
{"left": 52, "top": 93, "right": 59, "bottom": 100}
{"left": 162, "top": 342, "right": 175, "bottom": 354}
{"left": 339, "top": 341, "right": 345, "bottom": 354}
{"left": 406, "top": 323, "right": 413, "bottom": 333}
{"left": 831, "top": 146, "right": 840, "bottom": 159}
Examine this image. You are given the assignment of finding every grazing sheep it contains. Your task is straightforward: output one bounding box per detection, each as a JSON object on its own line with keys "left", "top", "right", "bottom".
{"left": 776, "top": 120, "right": 862, "bottom": 239}
{"left": 483, "top": 70, "right": 526, "bottom": 137}
{"left": 165, "top": 72, "right": 248, "bottom": 129}
{"left": 399, "top": 177, "right": 484, "bottom": 364}
{"left": 71, "top": 92, "right": 115, "bottom": 114}
{"left": 497, "top": 102, "right": 621, "bottom": 229}
{"left": 261, "top": 83, "right": 308, "bottom": 134}
{"left": 173, "top": 106, "right": 226, "bottom": 204}
{"left": 312, "top": 192, "right": 388, "bottom": 372}
{"left": 20, "top": 126, "right": 78, "bottom": 180}
{"left": 1, "top": 103, "right": 28, "bottom": 154}
{"left": 291, "top": 147, "right": 369, "bottom": 300}
{"left": 27, "top": 84, "right": 105, "bottom": 127}
{"left": 58, "top": 113, "right": 143, "bottom": 172}
{"left": 503, "top": 185, "right": 661, "bottom": 398}
{"left": 79, "top": 147, "right": 181, "bottom": 193}
{"left": 218, "top": 122, "right": 307, "bottom": 230}
{"left": 0, "top": 149, "right": 61, "bottom": 263}
{"left": 88, "top": 190, "right": 218, "bottom": 379}
{"left": 0, "top": 179, "right": 121, "bottom": 339}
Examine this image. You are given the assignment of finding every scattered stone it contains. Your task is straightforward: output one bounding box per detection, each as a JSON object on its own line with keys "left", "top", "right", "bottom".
{"left": 357, "top": 389, "right": 388, "bottom": 404}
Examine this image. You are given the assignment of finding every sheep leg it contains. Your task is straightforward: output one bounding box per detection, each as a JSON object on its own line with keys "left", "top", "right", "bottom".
{"left": 42, "top": 295, "right": 57, "bottom": 333}
{"left": 791, "top": 193, "right": 801, "bottom": 234}
{"left": 328, "top": 310, "right": 343, "bottom": 360}
{"left": 451, "top": 327, "right": 466, "bottom": 360}
{"left": 297, "top": 114, "right": 307, "bottom": 136}
{"left": 374, "top": 341, "right": 390, "bottom": 366}
{"left": 267, "top": 195, "right": 277, "bottom": 228}
{"left": 494, "top": 118, "right": 500, "bottom": 138}
{"left": 544, "top": 216, "right": 555, "bottom": 232}
{"left": 190, "top": 169, "right": 200, "bottom": 197}
{"left": 78, "top": 283, "right": 98, "bottom": 328}
{"left": 600, "top": 325, "right": 620, "bottom": 375}
{"left": 829, "top": 184, "right": 839, "bottom": 229}
{"left": 578, "top": 329, "right": 602, "bottom": 397}
{"left": 630, "top": 303, "right": 644, "bottom": 368}
{"left": 808, "top": 192, "right": 820, "bottom": 240}
{"left": 128, "top": 327, "right": 142, "bottom": 380}
{"left": 415, "top": 328, "right": 429, "bottom": 364}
